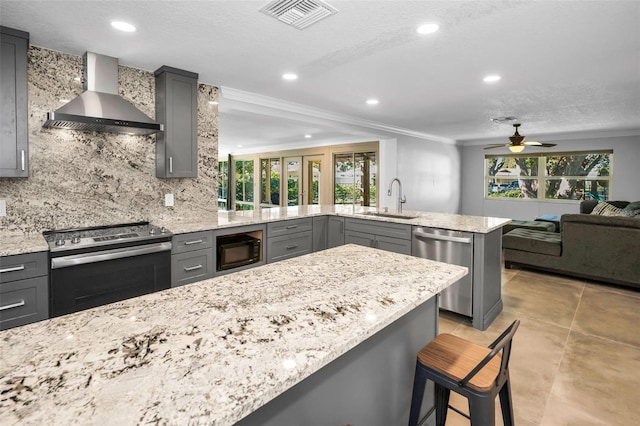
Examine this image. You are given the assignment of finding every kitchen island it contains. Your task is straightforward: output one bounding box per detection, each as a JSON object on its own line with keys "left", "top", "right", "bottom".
{"left": 0, "top": 244, "right": 467, "bottom": 425}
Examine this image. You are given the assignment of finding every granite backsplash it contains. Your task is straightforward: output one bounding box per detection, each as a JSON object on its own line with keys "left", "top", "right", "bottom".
{"left": 0, "top": 46, "right": 219, "bottom": 235}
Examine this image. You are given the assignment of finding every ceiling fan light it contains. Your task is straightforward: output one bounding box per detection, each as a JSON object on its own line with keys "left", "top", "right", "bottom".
{"left": 509, "top": 145, "right": 525, "bottom": 153}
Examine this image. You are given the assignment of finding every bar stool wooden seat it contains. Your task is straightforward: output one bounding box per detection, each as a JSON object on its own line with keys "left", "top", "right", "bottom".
{"left": 408, "top": 320, "right": 520, "bottom": 426}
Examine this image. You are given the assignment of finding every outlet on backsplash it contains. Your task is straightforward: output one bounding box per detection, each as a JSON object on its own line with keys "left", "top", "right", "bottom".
{"left": 165, "top": 194, "right": 174, "bottom": 207}
{"left": 0, "top": 200, "right": 6, "bottom": 217}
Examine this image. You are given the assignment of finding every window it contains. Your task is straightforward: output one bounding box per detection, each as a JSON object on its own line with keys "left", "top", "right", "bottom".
{"left": 223, "top": 142, "right": 378, "bottom": 210}
{"left": 334, "top": 151, "right": 377, "bottom": 206}
{"left": 485, "top": 151, "right": 612, "bottom": 201}
{"left": 234, "top": 159, "right": 254, "bottom": 210}
{"left": 260, "top": 158, "right": 280, "bottom": 207}
{"left": 218, "top": 160, "right": 229, "bottom": 209}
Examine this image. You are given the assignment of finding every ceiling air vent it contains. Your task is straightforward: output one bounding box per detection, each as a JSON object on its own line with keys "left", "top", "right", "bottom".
{"left": 260, "top": 0, "right": 338, "bottom": 30}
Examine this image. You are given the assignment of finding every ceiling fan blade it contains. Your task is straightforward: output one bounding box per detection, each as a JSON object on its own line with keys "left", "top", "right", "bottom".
{"left": 483, "top": 144, "right": 508, "bottom": 150}
{"left": 538, "top": 143, "right": 557, "bottom": 147}
{"left": 523, "top": 141, "right": 542, "bottom": 146}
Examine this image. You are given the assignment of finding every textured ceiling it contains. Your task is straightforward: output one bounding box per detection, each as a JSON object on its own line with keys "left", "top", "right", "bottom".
{"left": 2, "top": 0, "right": 639, "bottom": 152}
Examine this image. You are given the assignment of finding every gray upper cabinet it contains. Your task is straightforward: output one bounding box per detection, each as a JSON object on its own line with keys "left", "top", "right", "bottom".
{"left": 0, "top": 26, "right": 29, "bottom": 178}
{"left": 154, "top": 66, "right": 198, "bottom": 178}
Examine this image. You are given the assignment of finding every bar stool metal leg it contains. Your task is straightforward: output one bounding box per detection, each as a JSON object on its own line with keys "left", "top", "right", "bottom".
{"left": 434, "top": 383, "right": 450, "bottom": 426}
{"left": 468, "top": 394, "right": 496, "bottom": 426}
{"left": 408, "top": 361, "right": 428, "bottom": 426}
{"left": 499, "top": 375, "right": 515, "bottom": 426}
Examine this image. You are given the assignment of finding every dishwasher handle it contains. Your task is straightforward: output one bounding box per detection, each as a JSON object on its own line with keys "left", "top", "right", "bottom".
{"left": 413, "top": 229, "right": 472, "bottom": 244}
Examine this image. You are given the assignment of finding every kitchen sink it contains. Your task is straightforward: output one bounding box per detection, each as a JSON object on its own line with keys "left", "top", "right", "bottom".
{"left": 363, "top": 211, "right": 418, "bottom": 220}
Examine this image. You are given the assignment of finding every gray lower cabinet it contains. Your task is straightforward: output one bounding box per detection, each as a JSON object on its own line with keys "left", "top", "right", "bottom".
{"left": 0, "top": 251, "right": 48, "bottom": 330}
{"left": 312, "top": 216, "right": 345, "bottom": 252}
{"left": 312, "top": 216, "right": 328, "bottom": 251}
{"left": 155, "top": 66, "right": 199, "bottom": 178}
{"left": 344, "top": 218, "right": 412, "bottom": 255}
{"left": 171, "top": 230, "right": 214, "bottom": 287}
{"left": 1, "top": 26, "right": 29, "bottom": 178}
{"left": 267, "top": 218, "right": 313, "bottom": 263}
{"left": 328, "top": 216, "right": 345, "bottom": 248}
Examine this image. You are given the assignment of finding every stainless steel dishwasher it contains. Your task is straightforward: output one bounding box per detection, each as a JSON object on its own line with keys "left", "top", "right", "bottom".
{"left": 412, "top": 227, "right": 474, "bottom": 316}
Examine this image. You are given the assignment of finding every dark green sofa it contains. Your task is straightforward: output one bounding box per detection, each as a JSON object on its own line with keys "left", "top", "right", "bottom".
{"left": 503, "top": 201, "right": 640, "bottom": 288}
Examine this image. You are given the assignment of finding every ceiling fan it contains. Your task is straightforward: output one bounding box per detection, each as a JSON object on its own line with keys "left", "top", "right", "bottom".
{"left": 484, "top": 123, "right": 557, "bottom": 153}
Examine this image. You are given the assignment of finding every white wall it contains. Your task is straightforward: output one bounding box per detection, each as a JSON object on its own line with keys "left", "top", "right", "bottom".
{"left": 378, "top": 138, "right": 397, "bottom": 210}
{"left": 385, "top": 136, "right": 462, "bottom": 213}
{"left": 460, "top": 134, "right": 640, "bottom": 220}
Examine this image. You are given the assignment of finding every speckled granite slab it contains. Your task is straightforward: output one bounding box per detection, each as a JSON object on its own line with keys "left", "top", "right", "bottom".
{"left": 158, "top": 205, "right": 511, "bottom": 236}
{"left": 0, "top": 233, "right": 48, "bottom": 257}
{"left": 0, "top": 244, "right": 467, "bottom": 425}
{"left": 1, "top": 205, "right": 510, "bottom": 255}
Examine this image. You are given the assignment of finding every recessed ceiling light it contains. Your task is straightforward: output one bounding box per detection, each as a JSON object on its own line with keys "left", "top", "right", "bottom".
{"left": 366, "top": 99, "right": 379, "bottom": 105}
{"left": 416, "top": 23, "right": 439, "bottom": 35}
{"left": 483, "top": 75, "right": 501, "bottom": 83}
{"left": 282, "top": 73, "right": 298, "bottom": 81}
{"left": 111, "top": 21, "right": 136, "bottom": 32}
{"left": 304, "top": 134, "right": 312, "bottom": 139}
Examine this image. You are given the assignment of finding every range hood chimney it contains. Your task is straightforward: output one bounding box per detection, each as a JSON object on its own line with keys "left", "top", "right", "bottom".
{"left": 43, "top": 52, "right": 163, "bottom": 135}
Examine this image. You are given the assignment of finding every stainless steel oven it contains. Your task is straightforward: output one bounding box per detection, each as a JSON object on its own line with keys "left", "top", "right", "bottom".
{"left": 217, "top": 233, "right": 261, "bottom": 271}
{"left": 44, "top": 222, "right": 172, "bottom": 317}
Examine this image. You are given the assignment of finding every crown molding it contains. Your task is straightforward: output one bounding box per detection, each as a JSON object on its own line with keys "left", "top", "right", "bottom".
{"left": 458, "top": 127, "right": 640, "bottom": 147}
{"left": 220, "top": 87, "right": 456, "bottom": 145}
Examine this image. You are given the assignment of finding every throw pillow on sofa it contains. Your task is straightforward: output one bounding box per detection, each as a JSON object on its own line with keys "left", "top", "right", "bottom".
{"left": 620, "top": 201, "right": 640, "bottom": 217}
{"left": 590, "top": 201, "right": 623, "bottom": 216}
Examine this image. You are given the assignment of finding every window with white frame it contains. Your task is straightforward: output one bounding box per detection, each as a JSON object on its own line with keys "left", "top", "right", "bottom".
{"left": 485, "top": 151, "right": 612, "bottom": 201}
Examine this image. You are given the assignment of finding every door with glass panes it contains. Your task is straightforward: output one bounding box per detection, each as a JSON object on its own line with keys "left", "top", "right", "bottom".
{"left": 282, "top": 155, "right": 323, "bottom": 206}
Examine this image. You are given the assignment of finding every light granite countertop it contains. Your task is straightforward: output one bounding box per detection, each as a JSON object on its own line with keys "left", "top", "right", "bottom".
{"left": 0, "top": 244, "right": 467, "bottom": 425}
{"left": 0, "top": 233, "right": 50, "bottom": 257}
{"left": 0, "top": 205, "right": 510, "bottom": 256}
{"left": 157, "top": 205, "right": 511, "bottom": 235}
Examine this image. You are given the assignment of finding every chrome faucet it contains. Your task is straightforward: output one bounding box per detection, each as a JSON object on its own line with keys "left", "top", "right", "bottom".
{"left": 387, "top": 178, "right": 406, "bottom": 213}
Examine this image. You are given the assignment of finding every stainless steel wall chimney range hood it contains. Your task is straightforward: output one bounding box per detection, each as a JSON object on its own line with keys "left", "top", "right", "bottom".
{"left": 43, "top": 52, "right": 163, "bottom": 135}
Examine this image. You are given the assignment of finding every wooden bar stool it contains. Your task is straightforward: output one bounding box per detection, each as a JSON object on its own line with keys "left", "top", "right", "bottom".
{"left": 408, "top": 320, "right": 520, "bottom": 426}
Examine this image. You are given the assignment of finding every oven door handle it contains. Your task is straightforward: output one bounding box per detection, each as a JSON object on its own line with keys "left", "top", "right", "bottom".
{"left": 51, "top": 242, "right": 172, "bottom": 269}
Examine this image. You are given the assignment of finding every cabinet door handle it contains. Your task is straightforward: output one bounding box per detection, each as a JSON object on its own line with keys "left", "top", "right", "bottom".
{"left": 169, "top": 156, "right": 173, "bottom": 174}
{"left": 285, "top": 245, "right": 298, "bottom": 250}
{"left": 0, "top": 300, "right": 25, "bottom": 311}
{"left": 183, "top": 239, "right": 203, "bottom": 245}
{"left": 21, "top": 150, "right": 26, "bottom": 171}
{"left": 285, "top": 225, "right": 298, "bottom": 229}
{"left": 184, "top": 264, "right": 203, "bottom": 272}
{"left": 0, "top": 265, "right": 25, "bottom": 274}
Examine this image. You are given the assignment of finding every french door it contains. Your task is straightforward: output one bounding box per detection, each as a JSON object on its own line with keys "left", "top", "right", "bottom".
{"left": 283, "top": 155, "right": 324, "bottom": 206}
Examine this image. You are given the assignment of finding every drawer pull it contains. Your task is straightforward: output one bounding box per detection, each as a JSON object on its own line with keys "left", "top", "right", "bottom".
{"left": 184, "top": 239, "right": 204, "bottom": 245}
{"left": 0, "top": 300, "right": 25, "bottom": 311}
{"left": 285, "top": 225, "right": 298, "bottom": 229}
{"left": 184, "top": 264, "right": 203, "bottom": 272}
{"left": 0, "top": 265, "right": 26, "bottom": 274}
{"left": 285, "top": 245, "right": 299, "bottom": 250}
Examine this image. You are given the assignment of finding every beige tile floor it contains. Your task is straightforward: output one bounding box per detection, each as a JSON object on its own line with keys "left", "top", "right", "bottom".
{"left": 436, "top": 267, "right": 640, "bottom": 426}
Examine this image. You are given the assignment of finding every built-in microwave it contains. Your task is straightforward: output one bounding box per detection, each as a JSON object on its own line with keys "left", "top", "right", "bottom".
{"left": 216, "top": 233, "right": 261, "bottom": 271}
